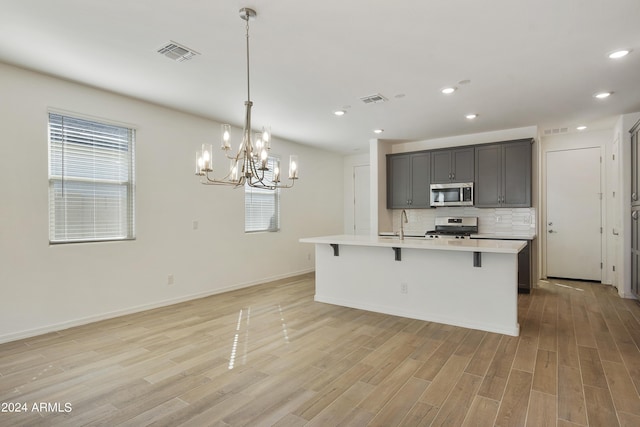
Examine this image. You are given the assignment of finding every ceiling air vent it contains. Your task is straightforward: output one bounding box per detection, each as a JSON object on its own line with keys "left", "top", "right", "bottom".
{"left": 360, "top": 93, "right": 388, "bottom": 104}
{"left": 157, "top": 41, "right": 200, "bottom": 62}
{"left": 543, "top": 127, "right": 569, "bottom": 136}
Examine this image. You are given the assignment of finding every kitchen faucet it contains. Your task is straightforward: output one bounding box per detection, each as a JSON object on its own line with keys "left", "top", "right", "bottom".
{"left": 399, "top": 209, "right": 408, "bottom": 240}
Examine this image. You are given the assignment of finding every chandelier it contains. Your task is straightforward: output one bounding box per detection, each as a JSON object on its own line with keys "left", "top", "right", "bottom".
{"left": 195, "top": 7, "right": 298, "bottom": 189}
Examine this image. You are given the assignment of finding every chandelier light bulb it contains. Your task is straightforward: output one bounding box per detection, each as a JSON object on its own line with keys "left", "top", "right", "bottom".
{"left": 201, "top": 144, "right": 213, "bottom": 171}
{"left": 195, "top": 151, "right": 204, "bottom": 175}
{"left": 289, "top": 155, "right": 299, "bottom": 179}
{"left": 262, "top": 126, "right": 271, "bottom": 149}
{"left": 230, "top": 161, "right": 239, "bottom": 181}
{"left": 273, "top": 159, "right": 281, "bottom": 182}
{"left": 221, "top": 124, "right": 232, "bottom": 150}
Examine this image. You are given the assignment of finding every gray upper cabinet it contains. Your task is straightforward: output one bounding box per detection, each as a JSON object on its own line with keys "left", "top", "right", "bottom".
{"left": 475, "top": 139, "right": 532, "bottom": 208}
{"left": 387, "top": 151, "right": 431, "bottom": 209}
{"left": 431, "top": 147, "right": 474, "bottom": 183}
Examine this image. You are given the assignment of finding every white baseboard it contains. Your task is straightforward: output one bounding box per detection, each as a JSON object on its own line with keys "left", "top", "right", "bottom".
{"left": 0, "top": 269, "right": 315, "bottom": 344}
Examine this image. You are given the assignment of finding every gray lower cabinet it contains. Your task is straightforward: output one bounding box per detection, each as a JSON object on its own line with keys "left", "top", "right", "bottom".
{"left": 518, "top": 241, "right": 532, "bottom": 294}
{"left": 431, "top": 147, "right": 474, "bottom": 183}
{"left": 387, "top": 151, "right": 431, "bottom": 208}
{"left": 475, "top": 139, "right": 532, "bottom": 208}
{"left": 632, "top": 208, "right": 640, "bottom": 298}
{"left": 471, "top": 236, "right": 533, "bottom": 293}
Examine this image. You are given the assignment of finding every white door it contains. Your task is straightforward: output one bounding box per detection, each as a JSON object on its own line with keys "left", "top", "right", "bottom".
{"left": 353, "top": 165, "right": 370, "bottom": 235}
{"left": 546, "top": 147, "right": 602, "bottom": 280}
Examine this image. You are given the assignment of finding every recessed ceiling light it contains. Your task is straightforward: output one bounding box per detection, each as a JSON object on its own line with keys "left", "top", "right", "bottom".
{"left": 334, "top": 110, "right": 346, "bottom": 116}
{"left": 441, "top": 87, "right": 457, "bottom": 94}
{"left": 593, "top": 92, "right": 612, "bottom": 99}
{"left": 373, "top": 129, "right": 384, "bottom": 134}
{"left": 465, "top": 114, "right": 478, "bottom": 120}
{"left": 608, "top": 49, "right": 630, "bottom": 59}
{"left": 577, "top": 125, "right": 587, "bottom": 131}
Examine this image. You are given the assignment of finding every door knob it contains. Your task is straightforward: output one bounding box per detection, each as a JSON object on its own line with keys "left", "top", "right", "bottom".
{"left": 548, "top": 222, "right": 553, "bottom": 226}
{"left": 548, "top": 230, "right": 555, "bottom": 233}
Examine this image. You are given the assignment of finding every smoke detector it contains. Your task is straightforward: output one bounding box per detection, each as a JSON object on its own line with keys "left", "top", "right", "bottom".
{"left": 157, "top": 41, "right": 200, "bottom": 62}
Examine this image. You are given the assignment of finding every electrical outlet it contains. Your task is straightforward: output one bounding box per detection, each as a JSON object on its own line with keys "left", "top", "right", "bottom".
{"left": 192, "top": 220, "right": 199, "bottom": 230}
{"left": 400, "top": 282, "right": 408, "bottom": 294}
{"left": 168, "top": 274, "right": 174, "bottom": 285}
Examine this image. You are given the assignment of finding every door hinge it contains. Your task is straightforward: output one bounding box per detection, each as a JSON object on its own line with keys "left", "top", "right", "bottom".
{"left": 600, "top": 262, "right": 603, "bottom": 269}
{"left": 600, "top": 227, "right": 603, "bottom": 233}
{"left": 613, "top": 265, "right": 616, "bottom": 272}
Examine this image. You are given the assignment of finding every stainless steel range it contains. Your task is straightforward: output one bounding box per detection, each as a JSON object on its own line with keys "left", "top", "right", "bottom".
{"left": 425, "top": 216, "right": 478, "bottom": 239}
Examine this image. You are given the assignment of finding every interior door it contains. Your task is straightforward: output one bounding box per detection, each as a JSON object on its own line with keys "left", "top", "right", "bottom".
{"left": 546, "top": 147, "right": 602, "bottom": 281}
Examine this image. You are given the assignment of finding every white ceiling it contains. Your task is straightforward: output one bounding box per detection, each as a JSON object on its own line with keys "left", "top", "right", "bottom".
{"left": 1, "top": 0, "right": 639, "bottom": 153}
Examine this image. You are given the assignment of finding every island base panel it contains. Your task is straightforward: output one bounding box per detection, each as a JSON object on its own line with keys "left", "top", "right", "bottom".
{"left": 313, "top": 244, "right": 519, "bottom": 336}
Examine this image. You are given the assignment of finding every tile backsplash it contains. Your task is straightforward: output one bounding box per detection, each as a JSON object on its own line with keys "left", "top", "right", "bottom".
{"left": 390, "top": 207, "right": 536, "bottom": 236}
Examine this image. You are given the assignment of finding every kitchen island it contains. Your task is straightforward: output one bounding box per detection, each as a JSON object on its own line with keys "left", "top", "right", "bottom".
{"left": 299, "top": 235, "right": 526, "bottom": 336}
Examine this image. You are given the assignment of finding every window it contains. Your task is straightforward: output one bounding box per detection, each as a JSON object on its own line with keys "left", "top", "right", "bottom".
{"left": 48, "top": 112, "right": 135, "bottom": 243}
{"left": 245, "top": 156, "right": 280, "bottom": 233}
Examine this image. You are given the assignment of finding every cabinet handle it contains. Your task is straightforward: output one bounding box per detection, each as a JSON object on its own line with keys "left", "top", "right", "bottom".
{"left": 633, "top": 192, "right": 638, "bottom": 201}
{"left": 634, "top": 211, "right": 639, "bottom": 220}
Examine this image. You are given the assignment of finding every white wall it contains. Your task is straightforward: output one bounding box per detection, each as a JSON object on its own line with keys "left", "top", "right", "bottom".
{"left": 0, "top": 62, "right": 344, "bottom": 343}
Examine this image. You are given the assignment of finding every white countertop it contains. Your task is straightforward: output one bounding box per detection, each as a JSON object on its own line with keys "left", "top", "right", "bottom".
{"left": 300, "top": 234, "right": 526, "bottom": 254}
{"left": 471, "top": 233, "right": 537, "bottom": 240}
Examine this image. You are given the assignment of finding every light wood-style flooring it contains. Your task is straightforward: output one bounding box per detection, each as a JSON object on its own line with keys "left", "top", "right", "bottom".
{"left": 1, "top": 273, "right": 640, "bottom": 426}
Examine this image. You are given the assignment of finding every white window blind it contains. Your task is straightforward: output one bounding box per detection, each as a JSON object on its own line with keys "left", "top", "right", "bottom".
{"left": 48, "top": 112, "right": 135, "bottom": 243}
{"left": 245, "top": 157, "right": 280, "bottom": 233}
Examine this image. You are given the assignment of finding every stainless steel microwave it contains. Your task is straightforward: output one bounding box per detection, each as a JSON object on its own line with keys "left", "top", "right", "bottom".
{"left": 430, "top": 182, "right": 474, "bottom": 207}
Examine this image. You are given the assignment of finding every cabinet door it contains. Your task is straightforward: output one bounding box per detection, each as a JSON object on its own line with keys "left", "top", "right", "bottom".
{"left": 633, "top": 129, "right": 640, "bottom": 206}
{"left": 474, "top": 144, "right": 501, "bottom": 207}
{"left": 387, "top": 154, "right": 411, "bottom": 208}
{"left": 410, "top": 152, "right": 431, "bottom": 207}
{"left": 502, "top": 141, "right": 531, "bottom": 207}
{"left": 431, "top": 150, "right": 453, "bottom": 183}
{"left": 633, "top": 208, "right": 640, "bottom": 298}
{"left": 451, "top": 148, "right": 475, "bottom": 182}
